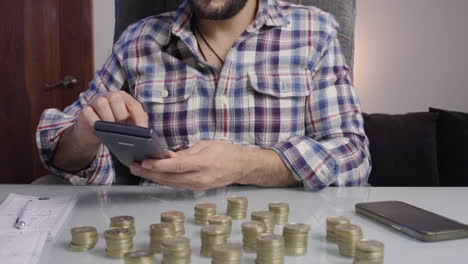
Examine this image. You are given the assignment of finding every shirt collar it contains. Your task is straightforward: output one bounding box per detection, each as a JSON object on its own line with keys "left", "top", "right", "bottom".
{"left": 258, "top": 0, "right": 290, "bottom": 28}
{"left": 171, "top": 0, "right": 290, "bottom": 38}
{"left": 171, "top": 1, "right": 194, "bottom": 38}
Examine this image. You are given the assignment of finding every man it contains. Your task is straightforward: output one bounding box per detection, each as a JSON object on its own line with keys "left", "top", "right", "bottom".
{"left": 36, "top": 0, "right": 371, "bottom": 191}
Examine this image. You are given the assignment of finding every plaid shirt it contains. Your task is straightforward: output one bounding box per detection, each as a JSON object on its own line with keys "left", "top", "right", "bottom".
{"left": 36, "top": 0, "right": 371, "bottom": 191}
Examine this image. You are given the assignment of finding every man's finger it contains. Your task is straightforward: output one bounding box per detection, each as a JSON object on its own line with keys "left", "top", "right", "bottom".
{"left": 106, "top": 92, "right": 130, "bottom": 122}
{"left": 141, "top": 156, "right": 201, "bottom": 174}
{"left": 167, "top": 151, "right": 178, "bottom": 158}
{"left": 175, "top": 141, "right": 208, "bottom": 156}
{"left": 82, "top": 106, "right": 100, "bottom": 128}
{"left": 120, "top": 92, "right": 148, "bottom": 127}
{"left": 130, "top": 163, "right": 203, "bottom": 188}
{"left": 92, "top": 97, "right": 116, "bottom": 122}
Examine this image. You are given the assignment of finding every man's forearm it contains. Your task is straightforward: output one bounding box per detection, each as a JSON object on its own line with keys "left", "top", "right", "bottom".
{"left": 237, "top": 148, "right": 301, "bottom": 187}
{"left": 52, "top": 125, "right": 100, "bottom": 173}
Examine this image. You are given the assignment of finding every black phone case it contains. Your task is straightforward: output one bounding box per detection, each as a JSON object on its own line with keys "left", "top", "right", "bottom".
{"left": 355, "top": 201, "right": 468, "bottom": 242}
{"left": 94, "top": 121, "right": 168, "bottom": 167}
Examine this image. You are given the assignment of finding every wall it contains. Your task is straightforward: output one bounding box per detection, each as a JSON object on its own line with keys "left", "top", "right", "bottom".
{"left": 355, "top": 0, "right": 468, "bottom": 113}
{"left": 93, "top": 0, "right": 114, "bottom": 72}
{"left": 93, "top": 0, "right": 468, "bottom": 114}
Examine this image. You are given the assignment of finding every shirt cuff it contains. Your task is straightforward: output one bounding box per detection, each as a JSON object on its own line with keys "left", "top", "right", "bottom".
{"left": 269, "top": 136, "right": 338, "bottom": 191}
{"left": 36, "top": 110, "right": 113, "bottom": 185}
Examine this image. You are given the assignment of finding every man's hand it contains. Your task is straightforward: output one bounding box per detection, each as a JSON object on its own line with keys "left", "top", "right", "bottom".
{"left": 130, "top": 141, "right": 300, "bottom": 191}
{"left": 53, "top": 91, "right": 148, "bottom": 172}
{"left": 74, "top": 91, "right": 149, "bottom": 147}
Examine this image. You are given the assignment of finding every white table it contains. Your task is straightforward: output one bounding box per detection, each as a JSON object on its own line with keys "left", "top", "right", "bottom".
{"left": 1, "top": 185, "right": 467, "bottom": 263}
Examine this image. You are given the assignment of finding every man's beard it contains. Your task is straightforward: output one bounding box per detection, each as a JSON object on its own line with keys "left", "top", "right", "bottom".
{"left": 188, "top": 0, "right": 249, "bottom": 20}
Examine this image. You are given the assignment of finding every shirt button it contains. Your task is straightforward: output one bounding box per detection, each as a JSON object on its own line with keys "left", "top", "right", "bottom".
{"left": 220, "top": 96, "right": 228, "bottom": 105}
{"left": 160, "top": 90, "right": 169, "bottom": 98}
{"left": 280, "top": 81, "right": 285, "bottom": 90}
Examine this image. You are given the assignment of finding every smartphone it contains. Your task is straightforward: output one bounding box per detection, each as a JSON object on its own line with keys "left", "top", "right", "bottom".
{"left": 355, "top": 201, "right": 468, "bottom": 242}
{"left": 94, "top": 121, "right": 169, "bottom": 167}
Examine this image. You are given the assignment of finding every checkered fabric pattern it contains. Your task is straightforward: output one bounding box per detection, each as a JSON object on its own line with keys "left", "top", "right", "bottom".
{"left": 36, "top": 0, "right": 371, "bottom": 190}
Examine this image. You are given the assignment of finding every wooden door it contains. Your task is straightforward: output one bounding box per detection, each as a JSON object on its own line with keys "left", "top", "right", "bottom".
{"left": 0, "top": 0, "right": 94, "bottom": 183}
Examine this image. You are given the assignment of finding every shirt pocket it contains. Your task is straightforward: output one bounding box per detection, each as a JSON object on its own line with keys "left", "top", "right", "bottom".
{"left": 247, "top": 70, "right": 312, "bottom": 146}
{"left": 134, "top": 72, "right": 198, "bottom": 150}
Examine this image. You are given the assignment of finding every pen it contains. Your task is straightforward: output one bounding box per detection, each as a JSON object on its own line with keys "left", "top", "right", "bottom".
{"left": 15, "top": 200, "right": 33, "bottom": 229}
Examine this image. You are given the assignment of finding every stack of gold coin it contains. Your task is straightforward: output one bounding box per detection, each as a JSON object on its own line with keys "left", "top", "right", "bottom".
{"left": 282, "top": 223, "right": 311, "bottom": 256}
{"left": 212, "top": 243, "right": 242, "bottom": 264}
{"left": 161, "top": 211, "right": 185, "bottom": 236}
{"left": 256, "top": 234, "right": 285, "bottom": 264}
{"left": 335, "top": 224, "right": 363, "bottom": 257}
{"left": 353, "top": 261, "right": 381, "bottom": 264}
{"left": 200, "top": 225, "right": 228, "bottom": 257}
{"left": 242, "top": 221, "right": 267, "bottom": 252}
{"left": 124, "top": 249, "right": 157, "bottom": 264}
{"left": 326, "top": 216, "right": 351, "bottom": 243}
{"left": 268, "top": 202, "right": 290, "bottom": 225}
{"left": 208, "top": 215, "right": 232, "bottom": 237}
{"left": 104, "top": 228, "right": 134, "bottom": 258}
{"left": 161, "top": 237, "right": 191, "bottom": 264}
{"left": 226, "top": 196, "right": 248, "bottom": 220}
{"left": 354, "top": 240, "right": 384, "bottom": 263}
{"left": 194, "top": 203, "right": 217, "bottom": 225}
{"left": 251, "top": 211, "right": 274, "bottom": 234}
{"left": 68, "top": 226, "right": 98, "bottom": 251}
{"left": 150, "top": 223, "right": 176, "bottom": 253}
{"left": 110, "top": 216, "right": 136, "bottom": 236}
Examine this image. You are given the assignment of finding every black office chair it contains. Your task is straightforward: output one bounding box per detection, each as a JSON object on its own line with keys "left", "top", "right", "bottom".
{"left": 32, "top": 0, "right": 357, "bottom": 185}
{"left": 114, "top": 0, "right": 356, "bottom": 70}
{"left": 111, "top": 0, "right": 357, "bottom": 184}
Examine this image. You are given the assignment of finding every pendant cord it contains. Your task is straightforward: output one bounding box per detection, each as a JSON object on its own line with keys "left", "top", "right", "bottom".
{"left": 195, "top": 25, "right": 225, "bottom": 64}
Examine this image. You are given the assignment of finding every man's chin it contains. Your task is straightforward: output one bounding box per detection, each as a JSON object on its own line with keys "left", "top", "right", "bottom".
{"left": 189, "top": 0, "right": 248, "bottom": 20}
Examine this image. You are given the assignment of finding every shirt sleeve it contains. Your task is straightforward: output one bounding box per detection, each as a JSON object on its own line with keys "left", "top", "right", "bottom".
{"left": 36, "top": 43, "right": 128, "bottom": 185}
{"left": 270, "top": 35, "right": 372, "bottom": 191}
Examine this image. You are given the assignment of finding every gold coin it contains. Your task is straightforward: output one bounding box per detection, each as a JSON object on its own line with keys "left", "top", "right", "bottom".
{"left": 161, "top": 237, "right": 190, "bottom": 250}
{"left": 251, "top": 211, "right": 274, "bottom": 234}
{"left": 194, "top": 203, "right": 217, "bottom": 225}
{"left": 356, "top": 240, "right": 384, "bottom": 252}
{"left": 105, "top": 227, "right": 132, "bottom": 238}
{"left": 242, "top": 221, "right": 267, "bottom": 252}
{"left": 226, "top": 196, "right": 248, "bottom": 220}
{"left": 124, "top": 249, "right": 157, "bottom": 264}
{"left": 326, "top": 216, "right": 351, "bottom": 243}
{"left": 105, "top": 228, "right": 134, "bottom": 258}
{"left": 334, "top": 224, "right": 363, "bottom": 257}
{"left": 212, "top": 243, "right": 242, "bottom": 264}
{"left": 209, "top": 215, "right": 232, "bottom": 237}
{"left": 200, "top": 225, "right": 227, "bottom": 257}
{"left": 256, "top": 235, "right": 285, "bottom": 264}
{"left": 326, "top": 216, "right": 351, "bottom": 226}
{"left": 195, "top": 203, "right": 216, "bottom": 211}
{"left": 161, "top": 211, "right": 185, "bottom": 221}
{"left": 69, "top": 225, "right": 98, "bottom": 251}
{"left": 284, "top": 223, "right": 311, "bottom": 233}
{"left": 282, "top": 223, "right": 310, "bottom": 256}
{"left": 208, "top": 215, "right": 232, "bottom": 224}
{"left": 111, "top": 215, "right": 134, "bottom": 223}
{"left": 150, "top": 223, "right": 176, "bottom": 253}
{"left": 161, "top": 211, "right": 185, "bottom": 236}
{"left": 161, "top": 237, "right": 191, "bottom": 264}
{"left": 268, "top": 202, "right": 290, "bottom": 225}
{"left": 110, "top": 216, "right": 136, "bottom": 236}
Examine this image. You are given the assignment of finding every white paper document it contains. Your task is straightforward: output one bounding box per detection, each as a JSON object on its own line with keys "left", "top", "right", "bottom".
{"left": 0, "top": 193, "right": 77, "bottom": 238}
{"left": 0, "top": 193, "right": 77, "bottom": 264}
{"left": 0, "top": 231, "right": 48, "bottom": 264}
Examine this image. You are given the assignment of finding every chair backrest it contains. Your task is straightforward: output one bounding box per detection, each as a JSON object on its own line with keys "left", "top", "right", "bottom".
{"left": 112, "top": 0, "right": 356, "bottom": 184}
{"left": 114, "top": 0, "right": 356, "bottom": 71}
